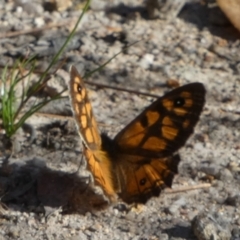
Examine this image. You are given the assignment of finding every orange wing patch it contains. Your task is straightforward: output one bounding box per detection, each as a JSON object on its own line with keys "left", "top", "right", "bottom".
{"left": 69, "top": 66, "right": 206, "bottom": 204}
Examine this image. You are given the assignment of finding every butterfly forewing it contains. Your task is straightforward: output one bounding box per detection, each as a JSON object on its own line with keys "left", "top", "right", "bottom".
{"left": 69, "top": 66, "right": 102, "bottom": 150}
{"left": 69, "top": 66, "right": 117, "bottom": 201}
{"left": 114, "top": 83, "right": 206, "bottom": 158}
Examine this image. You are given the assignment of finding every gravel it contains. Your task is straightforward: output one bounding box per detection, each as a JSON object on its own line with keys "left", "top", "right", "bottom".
{"left": 0, "top": 0, "right": 240, "bottom": 239}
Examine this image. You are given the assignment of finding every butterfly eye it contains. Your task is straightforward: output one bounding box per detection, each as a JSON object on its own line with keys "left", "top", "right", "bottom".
{"left": 140, "top": 178, "right": 147, "bottom": 186}
{"left": 174, "top": 97, "right": 185, "bottom": 107}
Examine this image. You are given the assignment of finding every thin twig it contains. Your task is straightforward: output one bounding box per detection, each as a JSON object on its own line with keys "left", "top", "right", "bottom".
{"left": 0, "top": 21, "right": 72, "bottom": 39}
{"left": 84, "top": 80, "right": 160, "bottom": 98}
{"left": 165, "top": 183, "right": 211, "bottom": 194}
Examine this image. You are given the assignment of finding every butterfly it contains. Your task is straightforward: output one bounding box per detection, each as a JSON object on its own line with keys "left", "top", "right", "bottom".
{"left": 69, "top": 66, "right": 206, "bottom": 204}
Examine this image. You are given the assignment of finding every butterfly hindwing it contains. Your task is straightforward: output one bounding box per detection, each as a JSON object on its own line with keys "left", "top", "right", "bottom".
{"left": 114, "top": 83, "right": 206, "bottom": 158}
{"left": 117, "top": 154, "right": 181, "bottom": 204}
{"left": 84, "top": 147, "right": 116, "bottom": 200}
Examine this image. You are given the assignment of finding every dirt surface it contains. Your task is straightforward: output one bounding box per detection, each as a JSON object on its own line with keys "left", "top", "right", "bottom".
{"left": 0, "top": 0, "right": 240, "bottom": 239}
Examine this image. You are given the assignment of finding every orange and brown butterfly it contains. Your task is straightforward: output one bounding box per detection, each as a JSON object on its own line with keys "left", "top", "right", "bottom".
{"left": 69, "top": 66, "right": 206, "bottom": 204}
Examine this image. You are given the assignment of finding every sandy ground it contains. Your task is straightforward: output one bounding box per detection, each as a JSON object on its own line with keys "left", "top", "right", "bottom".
{"left": 0, "top": 0, "right": 240, "bottom": 239}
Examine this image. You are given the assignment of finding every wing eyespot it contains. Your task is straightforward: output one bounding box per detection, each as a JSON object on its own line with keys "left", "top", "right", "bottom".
{"left": 77, "top": 84, "right": 82, "bottom": 93}
{"left": 140, "top": 178, "right": 147, "bottom": 186}
{"left": 174, "top": 97, "right": 185, "bottom": 107}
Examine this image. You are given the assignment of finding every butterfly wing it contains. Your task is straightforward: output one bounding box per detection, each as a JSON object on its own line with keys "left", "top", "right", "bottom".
{"left": 69, "top": 66, "right": 116, "bottom": 200}
{"left": 116, "top": 154, "right": 181, "bottom": 204}
{"left": 114, "top": 83, "right": 206, "bottom": 158}
{"left": 112, "top": 83, "right": 205, "bottom": 203}
{"left": 69, "top": 66, "right": 102, "bottom": 150}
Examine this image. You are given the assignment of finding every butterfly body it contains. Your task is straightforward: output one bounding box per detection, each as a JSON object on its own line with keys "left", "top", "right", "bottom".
{"left": 69, "top": 66, "right": 206, "bottom": 204}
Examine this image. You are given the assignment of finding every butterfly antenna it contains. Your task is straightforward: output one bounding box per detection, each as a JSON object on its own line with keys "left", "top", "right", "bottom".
{"left": 71, "top": 150, "right": 85, "bottom": 174}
